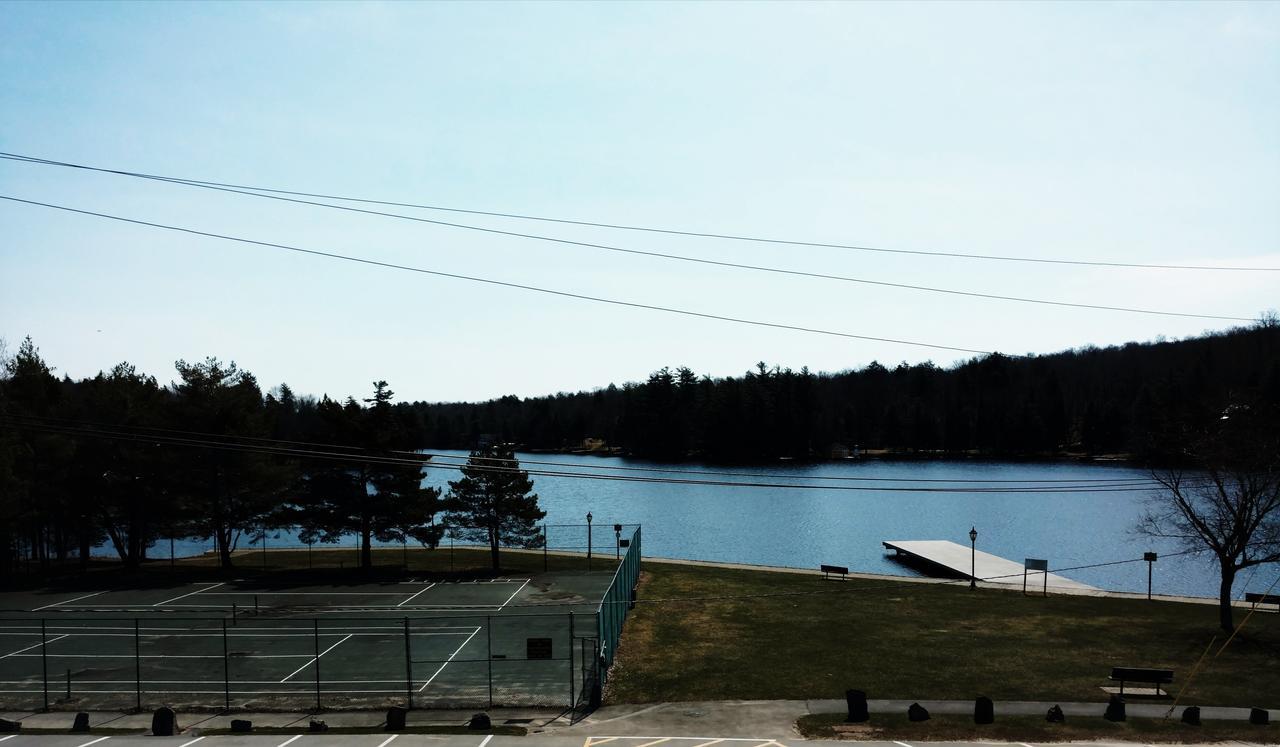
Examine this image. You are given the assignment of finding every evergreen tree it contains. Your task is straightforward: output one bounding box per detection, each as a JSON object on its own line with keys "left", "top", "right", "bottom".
{"left": 293, "top": 383, "right": 440, "bottom": 570}
{"left": 169, "top": 357, "right": 291, "bottom": 569}
{"left": 444, "top": 445, "right": 545, "bottom": 571}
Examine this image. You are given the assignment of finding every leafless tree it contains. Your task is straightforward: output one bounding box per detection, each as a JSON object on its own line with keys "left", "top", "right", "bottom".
{"left": 1140, "top": 400, "right": 1280, "bottom": 632}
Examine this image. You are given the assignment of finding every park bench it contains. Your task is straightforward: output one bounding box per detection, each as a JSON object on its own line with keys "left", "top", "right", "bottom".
{"left": 820, "top": 564, "right": 849, "bottom": 580}
{"left": 1246, "top": 592, "right": 1279, "bottom": 610}
{"left": 1109, "top": 666, "right": 1174, "bottom": 696}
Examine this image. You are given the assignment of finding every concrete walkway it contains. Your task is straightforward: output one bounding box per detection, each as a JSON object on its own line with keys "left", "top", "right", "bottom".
{"left": 564, "top": 699, "right": 1268, "bottom": 738}
{"left": 3, "top": 698, "right": 1271, "bottom": 739}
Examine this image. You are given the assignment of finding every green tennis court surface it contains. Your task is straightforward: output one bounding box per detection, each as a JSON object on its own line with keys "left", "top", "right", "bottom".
{"left": 0, "top": 572, "right": 615, "bottom": 713}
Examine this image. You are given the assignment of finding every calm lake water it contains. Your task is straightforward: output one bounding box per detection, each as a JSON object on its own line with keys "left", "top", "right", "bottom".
{"left": 415, "top": 451, "right": 1274, "bottom": 600}
{"left": 151, "top": 451, "right": 1275, "bottom": 600}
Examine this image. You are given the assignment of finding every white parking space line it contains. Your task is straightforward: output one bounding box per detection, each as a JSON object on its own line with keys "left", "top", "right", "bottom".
{"left": 636, "top": 739, "right": 671, "bottom": 747}
{"left": 690, "top": 741, "right": 724, "bottom": 747}
{"left": 478, "top": 735, "right": 494, "bottom": 747}
{"left": 75, "top": 737, "right": 111, "bottom": 747}
{"left": 277, "top": 736, "right": 303, "bottom": 747}
{"left": 496, "top": 579, "right": 530, "bottom": 609}
{"left": 587, "top": 738, "right": 788, "bottom": 743}
{"left": 31, "top": 590, "right": 108, "bottom": 611}
{"left": 418, "top": 626, "right": 482, "bottom": 692}
{"left": 1019, "top": 742, "right": 1037, "bottom": 747}
{"left": 376, "top": 736, "right": 399, "bottom": 747}
{"left": 177, "top": 738, "right": 206, "bottom": 747}
{"left": 893, "top": 741, "right": 913, "bottom": 747}
{"left": 279, "top": 633, "right": 354, "bottom": 682}
{"left": 1, "top": 633, "right": 69, "bottom": 658}
{"left": 154, "top": 582, "right": 226, "bottom": 606}
{"left": 397, "top": 582, "right": 438, "bottom": 607}
{"left": 0, "top": 736, "right": 16, "bottom": 743}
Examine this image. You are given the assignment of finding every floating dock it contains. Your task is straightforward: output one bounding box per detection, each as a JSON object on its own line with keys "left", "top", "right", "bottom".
{"left": 883, "top": 539, "right": 1097, "bottom": 591}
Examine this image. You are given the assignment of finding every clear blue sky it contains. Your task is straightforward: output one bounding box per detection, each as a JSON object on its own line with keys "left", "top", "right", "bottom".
{"left": 2, "top": 1, "right": 1277, "bottom": 403}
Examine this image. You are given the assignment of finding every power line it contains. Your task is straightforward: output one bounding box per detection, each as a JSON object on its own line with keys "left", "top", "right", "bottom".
{"left": 0, "top": 154, "right": 1257, "bottom": 321}
{"left": 1, "top": 415, "right": 1196, "bottom": 494}
{"left": 4, "top": 150, "right": 1277, "bottom": 273}
{"left": 0, "top": 194, "right": 999, "bottom": 356}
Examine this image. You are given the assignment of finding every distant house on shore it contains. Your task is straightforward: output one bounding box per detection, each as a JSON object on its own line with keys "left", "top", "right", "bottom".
{"left": 828, "top": 443, "right": 860, "bottom": 459}
{"left": 581, "top": 437, "right": 608, "bottom": 452}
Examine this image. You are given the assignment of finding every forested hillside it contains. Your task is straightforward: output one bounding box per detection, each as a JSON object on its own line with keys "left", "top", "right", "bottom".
{"left": 2, "top": 321, "right": 1276, "bottom": 573}
{"left": 408, "top": 320, "right": 1280, "bottom": 461}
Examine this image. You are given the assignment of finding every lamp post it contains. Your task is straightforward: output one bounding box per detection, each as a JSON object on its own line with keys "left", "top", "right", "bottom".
{"left": 969, "top": 527, "right": 978, "bottom": 590}
{"left": 586, "top": 512, "right": 593, "bottom": 571}
{"left": 614, "top": 523, "right": 622, "bottom": 560}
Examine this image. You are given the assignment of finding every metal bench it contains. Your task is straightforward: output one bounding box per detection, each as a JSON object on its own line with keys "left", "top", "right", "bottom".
{"left": 820, "top": 564, "right": 849, "bottom": 580}
{"left": 1246, "top": 592, "right": 1280, "bottom": 610}
{"left": 1109, "top": 666, "right": 1174, "bottom": 696}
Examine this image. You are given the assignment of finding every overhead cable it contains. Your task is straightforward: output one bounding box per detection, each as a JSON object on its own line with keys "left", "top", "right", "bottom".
{"left": 0, "top": 194, "right": 998, "bottom": 356}
{"left": 0, "top": 154, "right": 1257, "bottom": 320}
{"left": 3, "top": 151, "right": 1277, "bottom": 272}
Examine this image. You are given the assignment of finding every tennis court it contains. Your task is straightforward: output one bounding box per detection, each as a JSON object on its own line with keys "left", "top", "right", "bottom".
{"left": 0, "top": 562, "right": 629, "bottom": 714}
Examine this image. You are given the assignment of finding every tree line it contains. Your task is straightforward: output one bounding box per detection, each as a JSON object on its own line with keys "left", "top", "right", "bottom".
{"left": 0, "top": 339, "right": 542, "bottom": 577}
{"left": 409, "top": 319, "right": 1280, "bottom": 462}
{"left": 2, "top": 320, "right": 1277, "bottom": 585}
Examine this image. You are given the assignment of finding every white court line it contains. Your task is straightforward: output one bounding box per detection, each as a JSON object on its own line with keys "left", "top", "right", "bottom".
{"left": 279, "top": 633, "right": 354, "bottom": 682}
{"left": 0, "top": 633, "right": 69, "bottom": 659}
{"left": 277, "top": 736, "right": 303, "bottom": 747}
{"left": 7, "top": 653, "right": 312, "bottom": 659}
{"left": 154, "top": 582, "right": 226, "bottom": 607}
{"left": 177, "top": 738, "right": 206, "bottom": 747}
{"left": 75, "top": 737, "right": 111, "bottom": 747}
{"left": 31, "top": 590, "right": 107, "bottom": 611}
{"left": 418, "top": 626, "right": 482, "bottom": 692}
{"left": 201, "top": 592, "right": 412, "bottom": 596}
{"left": 397, "top": 582, "right": 438, "bottom": 607}
{"left": 893, "top": 741, "right": 913, "bottom": 747}
{"left": 376, "top": 736, "right": 399, "bottom": 747}
{"left": 478, "top": 735, "right": 494, "bottom": 747}
{"left": 0, "top": 735, "right": 15, "bottom": 742}
{"left": 496, "top": 579, "right": 530, "bottom": 609}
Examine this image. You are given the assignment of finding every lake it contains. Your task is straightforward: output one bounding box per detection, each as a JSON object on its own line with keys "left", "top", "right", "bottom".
{"left": 150, "top": 451, "right": 1274, "bottom": 600}
{"left": 415, "top": 451, "right": 1272, "bottom": 599}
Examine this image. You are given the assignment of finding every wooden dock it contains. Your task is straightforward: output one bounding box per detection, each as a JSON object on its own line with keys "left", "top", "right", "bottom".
{"left": 883, "top": 539, "right": 1097, "bottom": 591}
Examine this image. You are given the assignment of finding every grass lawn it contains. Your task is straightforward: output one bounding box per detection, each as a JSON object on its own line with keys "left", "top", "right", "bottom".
{"left": 796, "top": 712, "right": 1276, "bottom": 743}
{"left": 604, "top": 561, "right": 1280, "bottom": 707}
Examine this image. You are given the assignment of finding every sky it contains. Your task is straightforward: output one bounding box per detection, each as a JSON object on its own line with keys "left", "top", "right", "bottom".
{"left": 1, "top": 1, "right": 1277, "bottom": 404}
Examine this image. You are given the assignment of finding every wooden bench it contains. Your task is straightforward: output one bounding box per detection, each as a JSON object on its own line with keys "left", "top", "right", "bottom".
{"left": 821, "top": 564, "right": 849, "bottom": 580}
{"left": 1109, "top": 667, "right": 1174, "bottom": 696}
{"left": 1246, "top": 592, "right": 1280, "bottom": 610}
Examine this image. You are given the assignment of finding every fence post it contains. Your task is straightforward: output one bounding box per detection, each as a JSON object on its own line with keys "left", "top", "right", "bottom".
{"left": 313, "top": 618, "right": 321, "bottom": 712}
{"left": 403, "top": 617, "right": 413, "bottom": 710}
{"left": 486, "top": 615, "right": 493, "bottom": 708}
{"left": 65, "top": 668, "right": 70, "bottom": 701}
{"left": 40, "top": 618, "right": 48, "bottom": 712}
{"left": 134, "top": 618, "right": 142, "bottom": 711}
{"left": 222, "top": 617, "right": 230, "bottom": 710}
{"left": 568, "top": 611, "right": 575, "bottom": 708}
{"left": 543, "top": 525, "right": 548, "bottom": 572}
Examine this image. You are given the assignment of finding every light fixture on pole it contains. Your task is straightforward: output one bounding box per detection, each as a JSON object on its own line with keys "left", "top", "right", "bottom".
{"left": 969, "top": 527, "right": 978, "bottom": 590}
{"left": 586, "top": 512, "right": 593, "bottom": 571}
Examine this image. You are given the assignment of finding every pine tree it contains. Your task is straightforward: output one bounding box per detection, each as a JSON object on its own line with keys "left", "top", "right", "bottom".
{"left": 444, "top": 445, "right": 545, "bottom": 571}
